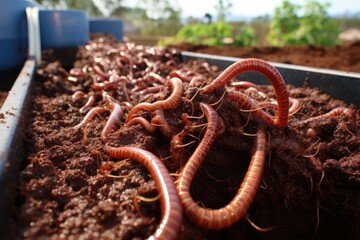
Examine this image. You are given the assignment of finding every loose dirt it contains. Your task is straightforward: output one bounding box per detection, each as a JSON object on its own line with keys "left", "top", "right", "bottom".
{"left": 177, "top": 41, "right": 360, "bottom": 73}
{"left": 9, "top": 36, "right": 360, "bottom": 240}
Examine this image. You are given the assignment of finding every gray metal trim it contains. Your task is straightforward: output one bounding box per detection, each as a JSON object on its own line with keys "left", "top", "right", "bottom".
{"left": 0, "top": 60, "right": 36, "bottom": 238}
{"left": 181, "top": 51, "right": 360, "bottom": 107}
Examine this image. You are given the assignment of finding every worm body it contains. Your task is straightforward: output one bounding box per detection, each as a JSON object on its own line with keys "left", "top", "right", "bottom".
{"left": 127, "top": 117, "right": 157, "bottom": 132}
{"left": 126, "top": 77, "right": 183, "bottom": 122}
{"left": 227, "top": 90, "right": 285, "bottom": 128}
{"left": 79, "top": 95, "right": 96, "bottom": 113}
{"left": 104, "top": 146, "right": 183, "bottom": 240}
{"left": 203, "top": 59, "right": 289, "bottom": 128}
{"left": 74, "top": 107, "right": 108, "bottom": 129}
{"left": 72, "top": 90, "right": 86, "bottom": 101}
{"left": 177, "top": 126, "right": 267, "bottom": 229}
{"left": 151, "top": 109, "right": 175, "bottom": 138}
{"left": 101, "top": 94, "right": 123, "bottom": 142}
{"left": 297, "top": 107, "right": 353, "bottom": 125}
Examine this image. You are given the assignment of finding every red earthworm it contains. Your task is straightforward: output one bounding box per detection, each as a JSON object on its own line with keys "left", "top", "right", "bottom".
{"left": 92, "top": 76, "right": 128, "bottom": 90}
{"left": 74, "top": 107, "right": 108, "bottom": 129}
{"left": 257, "top": 97, "right": 301, "bottom": 116}
{"left": 170, "top": 126, "right": 191, "bottom": 169}
{"left": 229, "top": 81, "right": 263, "bottom": 90}
{"left": 189, "top": 75, "right": 206, "bottom": 88}
{"left": 151, "top": 109, "right": 175, "bottom": 138}
{"left": 101, "top": 94, "right": 123, "bottom": 142}
{"left": 296, "top": 107, "right": 354, "bottom": 125}
{"left": 243, "top": 87, "right": 269, "bottom": 99}
{"left": 289, "top": 97, "right": 302, "bottom": 115}
{"left": 126, "top": 77, "right": 184, "bottom": 122}
{"left": 166, "top": 59, "right": 177, "bottom": 67}
{"left": 72, "top": 90, "right": 86, "bottom": 101}
{"left": 138, "top": 86, "right": 164, "bottom": 95}
{"left": 227, "top": 90, "right": 286, "bottom": 128}
{"left": 127, "top": 117, "right": 157, "bottom": 132}
{"left": 93, "top": 64, "right": 110, "bottom": 80}
{"left": 69, "top": 67, "right": 85, "bottom": 77}
{"left": 79, "top": 95, "right": 96, "bottom": 113}
{"left": 121, "top": 101, "right": 134, "bottom": 111}
{"left": 203, "top": 59, "right": 289, "bottom": 128}
{"left": 169, "top": 70, "right": 191, "bottom": 82}
{"left": 200, "top": 62, "right": 211, "bottom": 73}
{"left": 177, "top": 126, "right": 267, "bottom": 229}
{"left": 104, "top": 146, "right": 183, "bottom": 240}
{"left": 58, "top": 67, "right": 70, "bottom": 77}
{"left": 176, "top": 103, "right": 217, "bottom": 220}
{"left": 148, "top": 72, "right": 167, "bottom": 84}
{"left": 170, "top": 114, "right": 194, "bottom": 169}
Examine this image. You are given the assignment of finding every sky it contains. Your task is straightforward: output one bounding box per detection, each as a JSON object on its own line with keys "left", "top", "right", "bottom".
{"left": 94, "top": 0, "right": 360, "bottom": 19}
{"left": 176, "top": 0, "right": 360, "bottom": 19}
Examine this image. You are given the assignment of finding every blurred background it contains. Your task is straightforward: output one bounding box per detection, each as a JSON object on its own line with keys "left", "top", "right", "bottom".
{"left": 34, "top": 0, "right": 360, "bottom": 47}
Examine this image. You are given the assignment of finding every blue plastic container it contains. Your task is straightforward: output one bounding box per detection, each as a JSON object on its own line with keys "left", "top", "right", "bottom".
{"left": 90, "top": 18, "right": 124, "bottom": 41}
{"left": 39, "top": 9, "right": 89, "bottom": 49}
{"left": 0, "top": 0, "right": 37, "bottom": 70}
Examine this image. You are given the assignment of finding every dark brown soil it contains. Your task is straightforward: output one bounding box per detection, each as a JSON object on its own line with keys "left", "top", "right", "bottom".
{"left": 0, "top": 91, "right": 8, "bottom": 108}
{"left": 12, "top": 36, "right": 360, "bottom": 240}
{"left": 177, "top": 42, "right": 360, "bottom": 73}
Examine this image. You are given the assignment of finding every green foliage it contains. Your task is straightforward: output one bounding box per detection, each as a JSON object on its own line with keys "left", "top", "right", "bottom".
{"left": 113, "top": 0, "right": 182, "bottom": 37}
{"left": 234, "top": 25, "right": 257, "bottom": 47}
{"left": 267, "top": 0, "right": 339, "bottom": 47}
{"left": 172, "top": 21, "right": 233, "bottom": 46}
{"left": 161, "top": 20, "right": 258, "bottom": 47}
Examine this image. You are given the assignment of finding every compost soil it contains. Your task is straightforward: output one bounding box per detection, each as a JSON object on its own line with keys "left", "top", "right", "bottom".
{"left": 177, "top": 41, "right": 360, "bottom": 73}
{"left": 11, "top": 36, "right": 360, "bottom": 240}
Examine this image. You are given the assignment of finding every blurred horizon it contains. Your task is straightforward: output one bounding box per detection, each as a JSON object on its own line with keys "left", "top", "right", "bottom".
{"left": 94, "top": 0, "right": 360, "bottom": 20}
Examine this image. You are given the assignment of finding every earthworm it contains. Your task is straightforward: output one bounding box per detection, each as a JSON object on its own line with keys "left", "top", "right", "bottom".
{"left": 126, "top": 77, "right": 184, "bottom": 122}
{"left": 170, "top": 114, "right": 194, "bottom": 169}
{"left": 69, "top": 67, "right": 85, "bottom": 77}
{"left": 227, "top": 90, "right": 286, "bottom": 128}
{"left": 74, "top": 107, "right": 108, "bottom": 129}
{"left": 104, "top": 146, "right": 183, "bottom": 240}
{"left": 257, "top": 97, "right": 301, "bottom": 115}
{"left": 92, "top": 76, "right": 128, "bottom": 90}
{"left": 203, "top": 59, "right": 289, "bottom": 128}
{"left": 244, "top": 87, "right": 269, "bottom": 99}
{"left": 72, "top": 90, "right": 86, "bottom": 101}
{"left": 127, "top": 117, "right": 157, "bottom": 132}
{"left": 289, "top": 97, "right": 301, "bottom": 115}
{"left": 169, "top": 70, "right": 191, "bottom": 82}
{"left": 296, "top": 107, "right": 353, "bottom": 125}
{"left": 148, "top": 72, "right": 167, "bottom": 84}
{"left": 101, "top": 94, "right": 123, "bottom": 142}
{"left": 229, "top": 81, "right": 263, "bottom": 90}
{"left": 151, "top": 109, "right": 175, "bottom": 138}
{"left": 58, "top": 67, "right": 70, "bottom": 77}
{"left": 177, "top": 126, "right": 267, "bottom": 229}
{"left": 79, "top": 95, "right": 96, "bottom": 113}
{"left": 93, "top": 64, "right": 110, "bottom": 80}
{"left": 138, "top": 86, "right": 164, "bottom": 95}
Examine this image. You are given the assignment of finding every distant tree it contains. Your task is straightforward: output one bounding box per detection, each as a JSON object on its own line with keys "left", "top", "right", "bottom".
{"left": 249, "top": 15, "right": 271, "bottom": 45}
{"left": 102, "top": 0, "right": 125, "bottom": 16}
{"left": 297, "top": 1, "right": 339, "bottom": 46}
{"left": 34, "top": 0, "right": 102, "bottom": 16}
{"left": 204, "top": 13, "right": 213, "bottom": 24}
{"left": 171, "top": 21, "right": 233, "bottom": 46}
{"left": 129, "top": 0, "right": 182, "bottom": 37}
{"left": 267, "top": 1, "right": 300, "bottom": 46}
{"left": 267, "top": 0, "right": 339, "bottom": 47}
{"left": 234, "top": 25, "right": 256, "bottom": 47}
{"left": 215, "top": 0, "right": 233, "bottom": 22}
